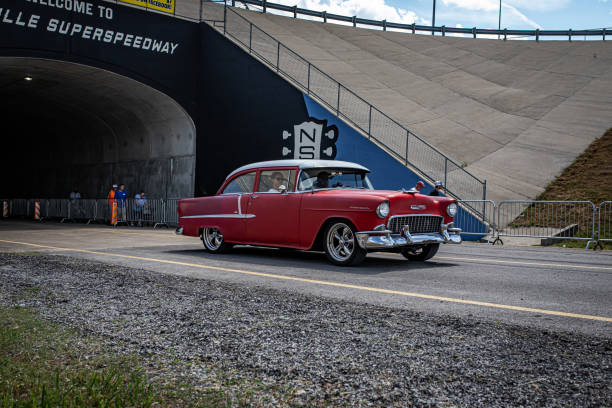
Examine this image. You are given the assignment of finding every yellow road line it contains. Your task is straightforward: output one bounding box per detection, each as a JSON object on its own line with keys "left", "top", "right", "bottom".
{"left": 1, "top": 239, "right": 611, "bottom": 323}
{"left": 437, "top": 256, "right": 612, "bottom": 271}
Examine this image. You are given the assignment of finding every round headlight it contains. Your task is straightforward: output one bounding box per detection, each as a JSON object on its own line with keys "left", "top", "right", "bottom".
{"left": 446, "top": 202, "right": 458, "bottom": 218}
{"left": 376, "top": 201, "right": 390, "bottom": 218}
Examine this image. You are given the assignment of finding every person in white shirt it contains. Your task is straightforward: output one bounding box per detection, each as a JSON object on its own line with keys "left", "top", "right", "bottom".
{"left": 267, "top": 172, "right": 286, "bottom": 193}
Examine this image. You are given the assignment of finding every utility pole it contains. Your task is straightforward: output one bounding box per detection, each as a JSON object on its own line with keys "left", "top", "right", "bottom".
{"left": 432, "top": 0, "right": 436, "bottom": 35}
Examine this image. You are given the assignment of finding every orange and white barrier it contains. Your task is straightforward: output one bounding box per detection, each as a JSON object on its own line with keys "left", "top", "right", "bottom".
{"left": 34, "top": 201, "right": 41, "bottom": 220}
{"left": 111, "top": 202, "right": 118, "bottom": 226}
{"left": 2, "top": 201, "right": 8, "bottom": 218}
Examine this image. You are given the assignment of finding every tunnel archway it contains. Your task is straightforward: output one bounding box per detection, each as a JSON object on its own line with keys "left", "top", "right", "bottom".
{"left": 0, "top": 56, "right": 196, "bottom": 199}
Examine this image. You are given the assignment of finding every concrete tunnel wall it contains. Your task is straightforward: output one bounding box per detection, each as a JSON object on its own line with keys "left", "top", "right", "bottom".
{"left": 0, "top": 57, "right": 196, "bottom": 199}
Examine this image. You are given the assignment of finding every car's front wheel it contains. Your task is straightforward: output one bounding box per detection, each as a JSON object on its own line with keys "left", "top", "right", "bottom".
{"left": 202, "top": 227, "right": 232, "bottom": 253}
{"left": 401, "top": 244, "right": 439, "bottom": 261}
{"left": 324, "top": 221, "right": 367, "bottom": 266}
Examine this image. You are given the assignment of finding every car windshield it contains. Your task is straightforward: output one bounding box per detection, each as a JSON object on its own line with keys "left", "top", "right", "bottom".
{"left": 298, "top": 168, "right": 373, "bottom": 191}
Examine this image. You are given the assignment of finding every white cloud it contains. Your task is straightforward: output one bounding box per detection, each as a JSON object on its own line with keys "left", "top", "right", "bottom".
{"left": 441, "top": 0, "right": 541, "bottom": 28}
{"left": 440, "top": 0, "right": 568, "bottom": 12}
{"left": 272, "top": 0, "right": 419, "bottom": 24}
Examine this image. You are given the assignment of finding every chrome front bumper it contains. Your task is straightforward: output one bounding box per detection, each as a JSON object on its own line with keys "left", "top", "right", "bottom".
{"left": 355, "top": 223, "right": 462, "bottom": 250}
{"left": 175, "top": 227, "right": 184, "bottom": 235}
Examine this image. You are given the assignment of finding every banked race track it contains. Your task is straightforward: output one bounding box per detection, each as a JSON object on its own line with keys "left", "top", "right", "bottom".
{"left": 1, "top": 0, "right": 611, "bottom": 406}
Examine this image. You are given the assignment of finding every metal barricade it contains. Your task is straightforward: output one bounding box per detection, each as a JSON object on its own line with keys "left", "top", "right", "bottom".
{"left": 596, "top": 201, "right": 612, "bottom": 244}
{"left": 164, "top": 199, "right": 179, "bottom": 228}
{"left": 74, "top": 199, "right": 98, "bottom": 223}
{"left": 456, "top": 200, "right": 497, "bottom": 242}
{"left": 97, "top": 198, "right": 113, "bottom": 224}
{"left": 10, "top": 199, "right": 27, "bottom": 217}
{"left": 119, "top": 198, "right": 153, "bottom": 227}
{"left": 497, "top": 200, "right": 596, "bottom": 243}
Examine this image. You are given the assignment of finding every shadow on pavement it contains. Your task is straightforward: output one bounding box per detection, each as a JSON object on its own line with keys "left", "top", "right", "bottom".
{"left": 163, "top": 245, "right": 458, "bottom": 274}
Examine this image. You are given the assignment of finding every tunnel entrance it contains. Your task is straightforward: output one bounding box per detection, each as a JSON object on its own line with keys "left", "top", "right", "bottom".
{"left": 0, "top": 57, "right": 196, "bottom": 200}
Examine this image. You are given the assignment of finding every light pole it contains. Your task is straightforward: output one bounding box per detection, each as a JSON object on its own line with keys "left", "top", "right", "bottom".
{"left": 432, "top": 0, "right": 436, "bottom": 35}
{"left": 498, "top": 0, "right": 502, "bottom": 39}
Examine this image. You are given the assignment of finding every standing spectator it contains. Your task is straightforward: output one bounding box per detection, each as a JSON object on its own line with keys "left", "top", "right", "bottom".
{"left": 133, "top": 191, "right": 148, "bottom": 227}
{"left": 115, "top": 184, "right": 127, "bottom": 223}
{"left": 106, "top": 184, "right": 117, "bottom": 224}
{"left": 429, "top": 181, "right": 444, "bottom": 196}
{"left": 69, "top": 188, "right": 82, "bottom": 219}
{"left": 415, "top": 181, "right": 425, "bottom": 193}
{"left": 70, "top": 188, "right": 81, "bottom": 202}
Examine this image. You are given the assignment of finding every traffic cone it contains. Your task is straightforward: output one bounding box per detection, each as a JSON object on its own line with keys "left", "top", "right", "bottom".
{"left": 111, "top": 202, "right": 118, "bottom": 226}
{"left": 2, "top": 201, "right": 8, "bottom": 218}
{"left": 34, "top": 201, "right": 41, "bottom": 221}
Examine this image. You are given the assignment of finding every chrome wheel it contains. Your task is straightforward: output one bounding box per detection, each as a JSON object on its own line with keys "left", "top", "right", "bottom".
{"left": 327, "top": 223, "right": 355, "bottom": 262}
{"left": 324, "top": 222, "right": 366, "bottom": 266}
{"left": 203, "top": 227, "right": 227, "bottom": 252}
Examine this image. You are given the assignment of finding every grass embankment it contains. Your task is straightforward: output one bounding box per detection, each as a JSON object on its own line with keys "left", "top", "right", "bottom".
{"left": 0, "top": 305, "right": 241, "bottom": 407}
{"left": 515, "top": 128, "right": 612, "bottom": 249}
{"left": 534, "top": 128, "right": 612, "bottom": 204}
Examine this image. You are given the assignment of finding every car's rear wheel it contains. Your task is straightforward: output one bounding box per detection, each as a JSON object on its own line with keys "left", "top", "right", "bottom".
{"left": 202, "top": 227, "right": 232, "bottom": 253}
{"left": 401, "top": 244, "right": 439, "bottom": 261}
{"left": 324, "top": 221, "right": 367, "bottom": 266}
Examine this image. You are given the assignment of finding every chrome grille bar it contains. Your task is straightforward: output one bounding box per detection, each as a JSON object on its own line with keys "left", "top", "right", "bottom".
{"left": 388, "top": 215, "right": 443, "bottom": 234}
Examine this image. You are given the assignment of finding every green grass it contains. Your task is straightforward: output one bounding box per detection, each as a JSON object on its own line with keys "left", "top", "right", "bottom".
{"left": 0, "top": 307, "right": 157, "bottom": 407}
{"left": 0, "top": 305, "right": 294, "bottom": 407}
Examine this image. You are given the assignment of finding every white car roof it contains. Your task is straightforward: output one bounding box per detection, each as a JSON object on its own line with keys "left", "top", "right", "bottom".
{"left": 226, "top": 159, "right": 370, "bottom": 180}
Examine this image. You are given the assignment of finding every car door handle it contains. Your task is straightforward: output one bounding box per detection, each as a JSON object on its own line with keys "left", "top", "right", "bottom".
{"left": 251, "top": 195, "right": 259, "bottom": 199}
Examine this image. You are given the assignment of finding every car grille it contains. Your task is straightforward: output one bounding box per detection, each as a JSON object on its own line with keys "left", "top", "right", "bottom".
{"left": 388, "top": 215, "right": 442, "bottom": 234}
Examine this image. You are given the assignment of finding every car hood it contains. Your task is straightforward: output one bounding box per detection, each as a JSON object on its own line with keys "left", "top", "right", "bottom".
{"left": 311, "top": 189, "right": 454, "bottom": 213}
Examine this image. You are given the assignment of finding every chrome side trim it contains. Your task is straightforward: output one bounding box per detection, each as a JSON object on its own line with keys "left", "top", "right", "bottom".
{"left": 180, "top": 214, "right": 256, "bottom": 219}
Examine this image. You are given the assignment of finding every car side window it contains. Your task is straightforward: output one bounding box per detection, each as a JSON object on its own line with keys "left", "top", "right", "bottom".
{"left": 257, "top": 170, "right": 296, "bottom": 193}
{"left": 298, "top": 171, "right": 315, "bottom": 191}
{"left": 222, "top": 172, "right": 256, "bottom": 194}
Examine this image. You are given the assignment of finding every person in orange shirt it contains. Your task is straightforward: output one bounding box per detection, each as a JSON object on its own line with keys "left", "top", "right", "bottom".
{"left": 107, "top": 184, "right": 117, "bottom": 224}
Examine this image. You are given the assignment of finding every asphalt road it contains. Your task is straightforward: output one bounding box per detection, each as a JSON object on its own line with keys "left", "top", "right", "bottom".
{"left": 1, "top": 219, "right": 610, "bottom": 337}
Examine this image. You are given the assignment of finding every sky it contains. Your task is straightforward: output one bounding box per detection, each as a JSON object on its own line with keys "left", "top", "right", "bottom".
{"left": 263, "top": 0, "right": 611, "bottom": 33}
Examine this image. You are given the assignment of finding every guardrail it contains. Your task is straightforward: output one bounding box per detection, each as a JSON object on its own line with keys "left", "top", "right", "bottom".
{"left": 226, "top": 0, "right": 609, "bottom": 41}
{"left": 211, "top": 3, "right": 487, "bottom": 201}
{"left": 104, "top": 0, "right": 610, "bottom": 41}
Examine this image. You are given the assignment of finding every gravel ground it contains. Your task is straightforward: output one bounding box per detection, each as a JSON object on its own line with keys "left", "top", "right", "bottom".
{"left": 1, "top": 253, "right": 610, "bottom": 407}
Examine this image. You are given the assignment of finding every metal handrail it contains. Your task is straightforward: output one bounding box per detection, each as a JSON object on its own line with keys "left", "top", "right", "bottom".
{"left": 218, "top": 4, "right": 487, "bottom": 200}
{"left": 230, "top": 0, "right": 609, "bottom": 41}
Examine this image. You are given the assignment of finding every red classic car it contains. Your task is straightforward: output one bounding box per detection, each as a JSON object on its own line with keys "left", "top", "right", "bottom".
{"left": 177, "top": 160, "right": 461, "bottom": 265}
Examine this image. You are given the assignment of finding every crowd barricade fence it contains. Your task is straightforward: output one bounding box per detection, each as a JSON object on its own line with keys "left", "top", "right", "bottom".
{"left": 165, "top": 199, "right": 179, "bottom": 228}
{"left": 594, "top": 201, "right": 612, "bottom": 246}
{"left": 10, "top": 199, "right": 28, "bottom": 217}
{"left": 3, "top": 198, "right": 612, "bottom": 248}
{"left": 456, "top": 200, "right": 497, "bottom": 242}
{"left": 496, "top": 201, "right": 596, "bottom": 244}
{"left": 70, "top": 199, "right": 98, "bottom": 223}
{"left": 149, "top": 199, "right": 169, "bottom": 228}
